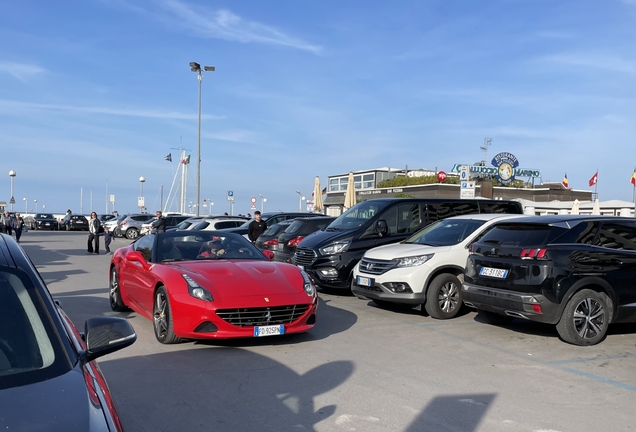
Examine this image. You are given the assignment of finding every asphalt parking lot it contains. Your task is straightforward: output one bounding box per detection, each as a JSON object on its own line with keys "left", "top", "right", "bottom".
{"left": 21, "top": 231, "right": 636, "bottom": 432}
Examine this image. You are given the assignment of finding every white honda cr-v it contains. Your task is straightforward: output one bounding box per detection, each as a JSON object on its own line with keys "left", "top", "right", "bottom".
{"left": 351, "top": 213, "right": 524, "bottom": 319}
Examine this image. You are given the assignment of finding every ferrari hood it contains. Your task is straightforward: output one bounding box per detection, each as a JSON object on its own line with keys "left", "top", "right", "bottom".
{"left": 170, "top": 261, "right": 305, "bottom": 298}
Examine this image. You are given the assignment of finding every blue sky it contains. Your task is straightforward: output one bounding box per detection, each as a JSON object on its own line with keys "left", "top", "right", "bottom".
{"left": 0, "top": 0, "right": 634, "bottom": 215}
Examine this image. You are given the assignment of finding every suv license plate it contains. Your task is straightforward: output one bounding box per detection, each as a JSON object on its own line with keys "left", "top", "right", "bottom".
{"left": 356, "top": 276, "right": 372, "bottom": 287}
{"left": 479, "top": 267, "right": 508, "bottom": 279}
{"left": 254, "top": 325, "right": 284, "bottom": 337}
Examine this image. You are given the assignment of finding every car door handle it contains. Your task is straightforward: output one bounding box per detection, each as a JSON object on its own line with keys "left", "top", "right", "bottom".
{"left": 610, "top": 259, "right": 623, "bottom": 265}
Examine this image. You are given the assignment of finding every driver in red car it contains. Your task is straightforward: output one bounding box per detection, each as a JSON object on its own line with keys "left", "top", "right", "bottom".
{"left": 198, "top": 240, "right": 225, "bottom": 258}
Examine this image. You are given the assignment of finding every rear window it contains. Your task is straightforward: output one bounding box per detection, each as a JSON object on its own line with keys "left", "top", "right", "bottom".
{"left": 479, "top": 223, "right": 565, "bottom": 246}
{"left": 479, "top": 202, "right": 522, "bottom": 214}
{"left": 263, "top": 222, "right": 291, "bottom": 237}
{"left": 285, "top": 220, "right": 304, "bottom": 235}
{"left": 552, "top": 221, "right": 599, "bottom": 244}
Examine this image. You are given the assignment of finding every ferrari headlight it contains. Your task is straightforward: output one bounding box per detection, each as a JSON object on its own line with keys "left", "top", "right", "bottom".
{"left": 395, "top": 254, "right": 434, "bottom": 268}
{"left": 319, "top": 238, "right": 352, "bottom": 256}
{"left": 182, "top": 274, "right": 214, "bottom": 302}
{"left": 300, "top": 270, "right": 315, "bottom": 297}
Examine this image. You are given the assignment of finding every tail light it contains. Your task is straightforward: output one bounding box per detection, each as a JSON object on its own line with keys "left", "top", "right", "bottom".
{"left": 263, "top": 239, "right": 278, "bottom": 246}
{"left": 520, "top": 248, "right": 548, "bottom": 259}
{"left": 120, "top": 221, "right": 127, "bottom": 227}
{"left": 288, "top": 236, "right": 305, "bottom": 247}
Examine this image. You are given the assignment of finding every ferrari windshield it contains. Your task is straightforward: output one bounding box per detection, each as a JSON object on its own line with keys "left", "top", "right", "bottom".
{"left": 154, "top": 232, "right": 267, "bottom": 262}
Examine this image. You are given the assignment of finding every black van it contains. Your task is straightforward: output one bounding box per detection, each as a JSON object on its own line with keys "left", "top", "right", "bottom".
{"left": 293, "top": 198, "right": 523, "bottom": 290}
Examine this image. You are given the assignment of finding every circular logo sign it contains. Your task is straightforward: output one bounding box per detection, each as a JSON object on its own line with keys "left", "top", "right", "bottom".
{"left": 437, "top": 171, "right": 447, "bottom": 182}
{"left": 491, "top": 152, "right": 519, "bottom": 185}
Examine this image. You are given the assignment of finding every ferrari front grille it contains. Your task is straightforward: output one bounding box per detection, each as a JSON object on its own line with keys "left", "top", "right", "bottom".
{"left": 216, "top": 305, "right": 310, "bottom": 327}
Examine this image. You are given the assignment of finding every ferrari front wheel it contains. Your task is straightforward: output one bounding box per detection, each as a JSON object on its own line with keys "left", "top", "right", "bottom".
{"left": 109, "top": 267, "right": 128, "bottom": 312}
{"left": 153, "top": 286, "right": 181, "bottom": 344}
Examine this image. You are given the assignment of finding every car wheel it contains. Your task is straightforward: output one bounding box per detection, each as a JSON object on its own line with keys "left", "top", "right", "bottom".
{"left": 478, "top": 309, "right": 515, "bottom": 326}
{"left": 109, "top": 267, "right": 128, "bottom": 312}
{"left": 556, "top": 289, "right": 610, "bottom": 346}
{"left": 424, "top": 273, "right": 463, "bottom": 319}
{"left": 153, "top": 286, "right": 181, "bottom": 344}
{"left": 126, "top": 228, "right": 139, "bottom": 239}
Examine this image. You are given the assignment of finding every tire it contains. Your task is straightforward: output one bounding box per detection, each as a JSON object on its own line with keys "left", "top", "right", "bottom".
{"left": 424, "top": 273, "right": 463, "bottom": 319}
{"left": 109, "top": 267, "right": 128, "bottom": 312}
{"left": 556, "top": 289, "right": 610, "bottom": 346}
{"left": 153, "top": 286, "right": 181, "bottom": 344}
{"left": 126, "top": 228, "right": 139, "bottom": 240}
{"left": 478, "top": 309, "right": 515, "bottom": 326}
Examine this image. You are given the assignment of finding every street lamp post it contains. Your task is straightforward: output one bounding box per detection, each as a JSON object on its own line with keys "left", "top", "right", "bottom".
{"left": 189, "top": 61, "right": 215, "bottom": 217}
{"left": 295, "top": 191, "right": 305, "bottom": 212}
{"left": 9, "top": 171, "right": 16, "bottom": 212}
{"left": 34, "top": 200, "right": 37, "bottom": 214}
{"left": 23, "top": 197, "right": 27, "bottom": 215}
{"left": 258, "top": 194, "right": 267, "bottom": 213}
{"left": 139, "top": 176, "right": 146, "bottom": 213}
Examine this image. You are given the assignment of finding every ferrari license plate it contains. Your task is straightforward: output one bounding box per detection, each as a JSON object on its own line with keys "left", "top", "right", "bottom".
{"left": 254, "top": 324, "right": 284, "bottom": 337}
{"left": 479, "top": 267, "right": 508, "bottom": 279}
{"left": 356, "top": 276, "right": 372, "bottom": 287}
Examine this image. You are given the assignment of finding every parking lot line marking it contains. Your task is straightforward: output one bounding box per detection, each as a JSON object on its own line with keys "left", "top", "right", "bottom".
{"left": 341, "top": 298, "right": 636, "bottom": 394}
{"left": 547, "top": 353, "right": 636, "bottom": 365}
{"left": 561, "top": 368, "right": 636, "bottom": 393}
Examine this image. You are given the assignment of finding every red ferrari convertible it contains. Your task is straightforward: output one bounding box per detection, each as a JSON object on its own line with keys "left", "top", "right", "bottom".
{"left": 108, "top": 231, "right": 318, "bottom": 344}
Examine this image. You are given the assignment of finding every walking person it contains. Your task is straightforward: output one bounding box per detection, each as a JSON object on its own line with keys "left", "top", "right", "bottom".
{"left": 103, "top": 225, "right": 114, "bottom": 254}
{"left": 87, "top": 212, "right": 101, "bottom": 254}
{"left": 1, "top": 211, "right": 13, "bottom": 236}
{"left": 13, "top": 213, "right": 25, "bottom": 243}
{"left": 151, "top": 211, "right": 166, "bottom": 234}
{"left": 248, "top": 211, "right": 267, "bottom": 244}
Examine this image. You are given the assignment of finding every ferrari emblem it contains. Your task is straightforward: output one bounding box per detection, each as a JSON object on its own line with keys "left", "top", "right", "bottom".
{"left": 264, "top": 297, "right": 269, "bottom": 302}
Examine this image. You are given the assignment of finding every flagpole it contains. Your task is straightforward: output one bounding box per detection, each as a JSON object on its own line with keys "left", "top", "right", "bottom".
{"left": 595, "top": 169, "right": 598, "bottom": 200}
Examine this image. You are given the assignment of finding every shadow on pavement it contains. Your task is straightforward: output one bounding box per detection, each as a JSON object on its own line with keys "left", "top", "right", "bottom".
{"left": 406, "top": 393, "right": 496, "bottom": 432}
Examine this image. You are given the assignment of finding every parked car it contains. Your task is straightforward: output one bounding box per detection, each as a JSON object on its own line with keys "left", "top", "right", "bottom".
{"left": 255, "top": 220, "right": 295, "bottom": 254}
{"left": 169, "top": 216, "right": 205, "bottom": 231}
{"left": 217, "top": 212, "right": 323, "bottom": 240}
{"left": 97, "top": 214, "right": 117, "bottom": 223}
{"left": 31, "top": 213, "right": 59, "bottom": 231}
{"left": 294, "top": 198, "right": 524, "bottom": 291}
{"left": 140, "top": 214, "right": 190, "bottom": 236}
{"left": 59, "top": 214, "right": 89, "bottom": 231}
{"left": 463, "top": 215, "right": 636, "bottom": 346}
{"left": 105, "top": 214, "right": 127, "bottom": 237}
{"left": 351, "top": 214, "right": 524, "bottom": 319}
{"left": 274, "top": 216, "right": 335, "bottom": 263}
{"left": 117, "top": 213, "right": 155, "bottom": 239}
{"left": 0, "top": 233, "right": 136, "bottom": 430}
{"left": 189, "top": 217, "right": 250, "bottom": 231}
{"left": 108, "top": 231, "right": 317, "bottom": 343}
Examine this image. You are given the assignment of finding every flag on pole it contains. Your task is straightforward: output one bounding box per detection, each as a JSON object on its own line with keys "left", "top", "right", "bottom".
{"left": 562, "top": 173, "right": 569, "bottom": 188}
{"left": 182, "top": 155, "right": 191, "bottom": 165}
{"left": 322, "top": 187, "right": 327, "bottom": 194}
{"left": 631, "top": 170, "right": 636, "bottom": 186}
{"left": 164, "top": 153, "right": 172, "bottom": 162}
{"left": 588, "top": 171, "right": 598, "bottom": 187}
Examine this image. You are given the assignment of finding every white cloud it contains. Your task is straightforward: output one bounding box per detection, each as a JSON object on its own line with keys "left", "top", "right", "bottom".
{"left": 104, "top": 0, "right": 321, "bottom": 54}
{"left": 539, "top": 53, "right": 636, "bottom": 74}
{"left": 0, "top": 99, "right": 225, "bottom": 120}
{"left": 0, "top": 62, "right": 45, "bottom": 81}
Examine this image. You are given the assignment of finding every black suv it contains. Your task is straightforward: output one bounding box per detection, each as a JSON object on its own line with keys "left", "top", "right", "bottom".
{"left": 32, "top": 213, "right": 59, "bottom": 231}
{"left": 274, "top": 216, "right": 335, "bottom": 263}
{"left": 463, "top": 216, "right": 636, "bottom": 346}
{"left": 60, "top": 214, "right": 89, "bottom": 231}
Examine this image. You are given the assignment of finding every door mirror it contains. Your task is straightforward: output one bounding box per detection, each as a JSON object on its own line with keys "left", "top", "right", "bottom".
{"left": 376, "top": 220, "right": 388, "bottom": 237}
{"left": 81, "top": 317, "right": 136, "bottom": 363}
{"left": 126, "top": 251, "right": 146, "bottom": 262}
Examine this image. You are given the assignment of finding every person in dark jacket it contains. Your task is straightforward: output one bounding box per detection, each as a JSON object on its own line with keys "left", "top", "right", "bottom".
{"left": 248, "top": 211, "right": 267, "bottom": 243}
{"left": 1, "top": 211, "right": 12, "bottom": 236}
{"left": 103, "top": 225, "right": 114, "bottom": 254}
{"left": 87, "top": 212, "right": 101, "bottom": 254}
{"left": 151, "top": 211, "right": 166, "bottom": 234}
{"left": 13, "top": 213, "right": 25, "bottom": 243}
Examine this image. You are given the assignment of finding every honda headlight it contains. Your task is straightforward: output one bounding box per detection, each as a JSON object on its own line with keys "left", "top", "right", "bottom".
{"left": 319, "top": 238, "right": 352, "bottom": 256}
{"left": 300, "top": 270, "right": 315, "bottom": 297}
{"left": 395, "top": 254, "right": 434, "bottom": 268}
{"left": 182, "top": 274, "right": 214, "bottom": 302}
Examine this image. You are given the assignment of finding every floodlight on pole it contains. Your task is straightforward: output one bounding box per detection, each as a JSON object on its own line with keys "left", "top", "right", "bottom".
{"left": 9, "top": 170, "right": 16, "bottom": 212}
{"left": 189, "top": 61, "right": 215, "bottom": 216}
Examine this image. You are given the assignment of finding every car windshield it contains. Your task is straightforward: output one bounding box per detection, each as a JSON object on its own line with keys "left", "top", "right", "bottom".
{"left": 327, "top": 201, "right": 390, "bottom": 230}
{"left": 156, "top": 232, "right": 267, "bottom": 262}
{"left": 404, "top": 219, "right": 487, "bottom": 246}
{"left": 0, "top": 268, "right": 69, "bottom": 390}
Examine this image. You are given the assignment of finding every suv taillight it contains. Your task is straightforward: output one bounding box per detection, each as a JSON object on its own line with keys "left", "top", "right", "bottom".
{"left": 120, "top": 221, "right": 127, "bottom": 226}
{"left": 520, "top": 248, "right": 548, "bottom": 259}
{"left": 288, "top": 236, "right": 305, "bottom": 247}
{"left": 263, "top": 239, "right": 278, "bottom": 246}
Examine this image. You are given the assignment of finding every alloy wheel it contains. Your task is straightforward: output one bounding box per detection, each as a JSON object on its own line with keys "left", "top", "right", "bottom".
{"left": 438, "top": 282, "right": 459, "bottom": 313}
{"left": 154, "top": 291, "right": 168, "bottom": 340}
{"left": 573, "top": 297, "right": 605, "bottom": 340}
